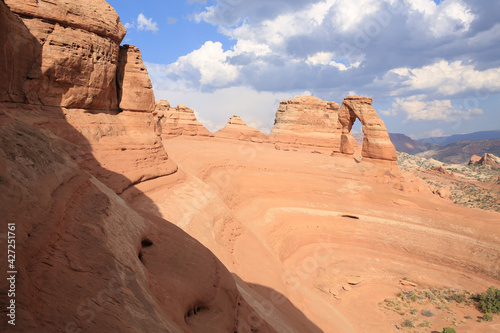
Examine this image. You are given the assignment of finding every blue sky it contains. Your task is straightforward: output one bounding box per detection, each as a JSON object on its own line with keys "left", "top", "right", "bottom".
{"left": 107, "top": 0, "right": 500, "bottom": 138}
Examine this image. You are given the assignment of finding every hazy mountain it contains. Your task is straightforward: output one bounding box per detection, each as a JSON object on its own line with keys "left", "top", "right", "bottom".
{"left": 416, "top": 139, "right": 500, "bottom": 164}
{"left": 389, "top": 133, "right": 438, "bottom": 154}
{"left": 417, "top": 130, "right": 500, "bottom": 146}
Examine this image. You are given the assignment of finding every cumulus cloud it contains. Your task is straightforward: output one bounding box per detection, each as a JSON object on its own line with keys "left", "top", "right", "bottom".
{"left": 382, "top": 95, "right": 483, "bottom": 122}
{"left": 158, "top": 41, "right": 240, "bottom": 88}
{"left": 137, "top": 13, "right": 159, "bottom": 32}
{"left": 145, "top": 0, "right": 500, "bottom": 131}
{"left": 406, "top": 0, "right": 475, "bottom": 37}
{"left": 378, "top": 60, "right": 500, "bottom": 97}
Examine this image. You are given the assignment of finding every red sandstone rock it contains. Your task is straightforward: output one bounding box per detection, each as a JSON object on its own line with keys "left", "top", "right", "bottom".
{"left": 468, "top": 154, "right": 482, "bottom": 165}
{"left": 117, "top": 45, "right": 155, "bottom": 112}
{"left": 269, "top": 96, "right": 342, "bottom": 150}
{"left": 434, "top": 187, "right": 453, "bottom": 201}
{"left": 339, "top": 96, "right": 397, "bottom": 161}
{"left": 0, "top": 111, "right": 275, "bottom": 332}
{"left": 156, "top": 100, "right": 213, "bottom": 137}
{"left": 4, "top": 0, "right": 125, "bottom": 110}
{"left": 0, "top": 1, "right": 42, "bottom": 103}
{"left": 469, "top": 153, "right": 500, "bottom": 168}
{"left": 215, "top": 115, "right": 268, "bottom": 142}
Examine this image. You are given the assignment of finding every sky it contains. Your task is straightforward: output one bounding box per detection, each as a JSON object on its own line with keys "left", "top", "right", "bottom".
{"left": 106, "top": 0, "right": 500, "bottom": 138}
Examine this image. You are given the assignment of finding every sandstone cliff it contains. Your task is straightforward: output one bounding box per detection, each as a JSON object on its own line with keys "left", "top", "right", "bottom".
{"left": 117, "top": 45, "right": 155, "bottom": 112}
{"left": 156, "top": 100, "right": 213, "bottom": 137}
{"left": 215, "top": 115, "right": 268, "bottom": 142}
{"left": 0, "top": 1, "right": 276, "bottom": 332}
{"left": 4, "top": 0, "right": 126, "bottom": 110}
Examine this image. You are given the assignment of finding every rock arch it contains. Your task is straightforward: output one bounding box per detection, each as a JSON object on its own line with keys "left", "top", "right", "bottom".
{"left": 338, "top": 96, "right": 397, "bottom": 161}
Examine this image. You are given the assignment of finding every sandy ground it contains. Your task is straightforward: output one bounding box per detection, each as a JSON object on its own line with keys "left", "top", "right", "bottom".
{"left": 125, "top": 136, "right": 500, "bottom": 333}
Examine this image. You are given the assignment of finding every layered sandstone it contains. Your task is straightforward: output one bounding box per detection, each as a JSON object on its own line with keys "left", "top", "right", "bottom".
{"left": 3, "top": 0, "right": 125, "bottom": 109}
{"left": 0, "top": 3, "right": 275, "bottom": 332}
{"left": 0, "top": 107, "right": 274, "bottom": 333}
{"left": 339, "top": 96, "right": 397, "bottom": 161}
{"left": 215, "top": 115, "right": 268, "bottom": 142}
{"left": 0, "top": 1, "right": 41, "bottom": 103}
{"left": 156, "top": 100, "right": 212, "bottom": 137}
{"left": 117, "top": 45, "right": 155, "bottom": 112}
{"left": 269, "top": 96, "right": 342, "bottom": 150}
{"left": 469, "top": 153, "right": 500, "bottom": 168}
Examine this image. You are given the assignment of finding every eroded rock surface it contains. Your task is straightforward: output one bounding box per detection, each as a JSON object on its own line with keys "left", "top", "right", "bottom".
{"left": 117, "top": 45, "right": 155, "bottom": 112}
{"left": 156, "top": 100, "right": 212, "bottom": 137}
{"left": 339, "top": 96, "right": 397, "bottom": 161}
{"left": 4, "top": 0, "right": 125, "bottom": 109}
{"left": 215, "top": 115, "right": 268, "bottom": 142}
{"left": 269, "top": 96, "right": 342, "bottom": 150}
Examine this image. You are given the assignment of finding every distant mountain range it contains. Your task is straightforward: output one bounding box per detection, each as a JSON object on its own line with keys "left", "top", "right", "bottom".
{"left": 416, "top": 130, "right": 500, "bottom": 146}
{"left": 388, "top": 133, "right": 438, "bottom": 154}
{"left": 386, "top": 130, "right": 500, "bottom": 164}
{"left": 416, "top": 139, "right": 500, "bottom": 164}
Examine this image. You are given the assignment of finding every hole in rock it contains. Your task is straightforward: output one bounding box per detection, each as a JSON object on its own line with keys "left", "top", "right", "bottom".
{"left": 341, "top": 214, "right": 359, "bottom": 219}
{"left": 138, "top": 250, "right": 143, "bottom": 262}
{"left": 184, "top": 305, "right": 208, "bottom": 321}
{"left": 141, "top": 239, "right": 153, "bottom": 248}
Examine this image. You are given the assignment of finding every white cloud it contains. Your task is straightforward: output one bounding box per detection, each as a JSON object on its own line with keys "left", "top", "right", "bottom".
{"left": 137, "top": 13, "right": 159, "bottom": 32}
{"left": 406, "top": 0, "right": 475, "bottom": 38}
{"left": 381, "top": 60, "right": 500, "bottom": 96}
{"left": 382, "top": 95, "right": 483, "bottom": 122}
{"left": 306, "top": 52, "right": 361, "bottom": 70}
{"left": 161, "top": 41, "right": 240, "bottom": 88}
{"left": 167, "top": 17, "right": 177, "bottom": 24}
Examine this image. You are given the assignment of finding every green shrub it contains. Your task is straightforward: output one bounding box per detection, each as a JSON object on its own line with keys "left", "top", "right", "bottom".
{"left": 479, "top": 287, "right": 500, "bottom": 313}
{"left": 442, "top": 327, "right": 456, "bottom": 333}
{"left": 402, "top": 319, "right": 414, "bottom": 328}
{"left": 483, "top": 314, "right": 494, "bottom": 322}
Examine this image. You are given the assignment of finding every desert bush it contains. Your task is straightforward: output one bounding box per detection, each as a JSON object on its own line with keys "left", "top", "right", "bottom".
{"left": 421, "top": 308, "right": 435, "bottom": 317}
{"left": 401, "top": 319, "right": 414, "bottom": 328}
{"left": 478, "top": 286, "right": 500, "bottom": 313}
{"left": 442, "top": 327, "right": 456, "bottom": 333}
{"left": 483, "top": 314, "right": 494, "bottom": 322}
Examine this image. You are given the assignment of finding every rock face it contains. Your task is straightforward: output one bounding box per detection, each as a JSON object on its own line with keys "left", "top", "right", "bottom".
{"left": 215, "top": 115, "right": 268, "bottom": 142}
{"left": 0, "top": 0, "right": 42, "bottom": 103}
{"left": 0, "top": 109, "right": 275, "bottom": 333}
{"left": 469, "top": 153, "right": 500, "bottom": 168}
{"left": 117, "top": 45, "right": 155, "bottom": 112}
{"left": 156, "top": 100, "right": 212, "bottom": 137}
{"left": 3, "top": 0, "right": 125, "bottom": 109}
{"left": 0, "top": 3, "right": 275, "bottom": 332}
{"left": 269, "top": 96, "right": 342, "bottom": 150}
{"left": 1, "top": 0, "right": 176, "bottom": 194}
{"left": 339, "top": 96, "right": 397, "bottom": 161}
